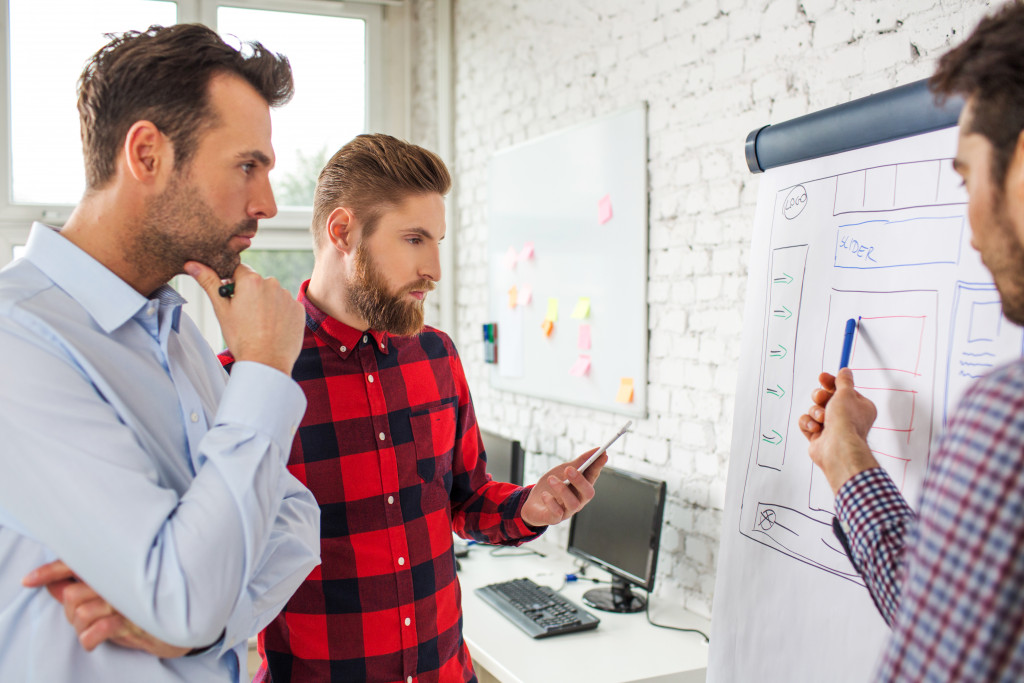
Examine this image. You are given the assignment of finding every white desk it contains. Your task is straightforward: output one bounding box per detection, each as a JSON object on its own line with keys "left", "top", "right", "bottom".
{"left": 457, "top": 541, "right": 709, "bottom": 683}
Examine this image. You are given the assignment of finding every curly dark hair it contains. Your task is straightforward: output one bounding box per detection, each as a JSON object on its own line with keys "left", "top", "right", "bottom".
{"left": 78, "top": 23, "right": 293, "bottom": 190}
{"left": 931, "top": 1, "right": 1024, "bottom": 189}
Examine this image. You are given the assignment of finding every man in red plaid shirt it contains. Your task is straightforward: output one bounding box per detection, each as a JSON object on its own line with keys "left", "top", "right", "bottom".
{"left": 226, "top": 134, "right": 607, "bottom": 683}
{"left": 800, "top": 3, "right": 1024, "bottom": 679}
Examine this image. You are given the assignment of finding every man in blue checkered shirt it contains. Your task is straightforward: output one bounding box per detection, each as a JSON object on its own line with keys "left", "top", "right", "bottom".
{"left": 800, "top": 3, "right": 1024, "bottom": 680}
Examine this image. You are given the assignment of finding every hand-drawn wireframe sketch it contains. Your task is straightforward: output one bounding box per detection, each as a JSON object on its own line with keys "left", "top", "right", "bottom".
{"left": 737, "top": 150, "right": 1024, "bottom": 584}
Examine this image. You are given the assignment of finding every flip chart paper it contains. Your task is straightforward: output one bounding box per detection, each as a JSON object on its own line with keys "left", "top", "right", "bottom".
{"left": 709, "top": 127, "right": 1020, "bottom": 683}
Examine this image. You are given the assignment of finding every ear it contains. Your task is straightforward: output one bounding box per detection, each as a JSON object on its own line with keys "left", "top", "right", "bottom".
{"left": 123, "top": 121, "right": 170, "bottom": 185}
{"left": 325, "top": 206, "right": 359, "bottom": 255}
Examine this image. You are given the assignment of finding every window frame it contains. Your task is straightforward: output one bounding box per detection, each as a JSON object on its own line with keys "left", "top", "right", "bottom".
{"left": 0, "top": 0, "right": 387, "bottom": 252}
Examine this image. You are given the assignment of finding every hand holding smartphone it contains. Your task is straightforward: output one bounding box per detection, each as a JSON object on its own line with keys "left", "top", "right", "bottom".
{"left": 562, "top": 420, "right": 632, "bottom": 485}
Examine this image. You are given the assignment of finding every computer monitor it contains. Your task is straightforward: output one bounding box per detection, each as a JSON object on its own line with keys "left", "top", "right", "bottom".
{"left": 479, "top": 429, "right": 525, "bottom": 486}
{"left": 567, "top": 466, "right": 666, "bottom": 613}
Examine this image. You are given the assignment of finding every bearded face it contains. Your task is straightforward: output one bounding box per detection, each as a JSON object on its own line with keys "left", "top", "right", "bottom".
{"left": 345, "top": 241, "right": 435, "bottom": 336}
{"left": 135, "top": 173, "right": 257, "bottom": 281}
{"left": 979, "top": 188, "right": 1024, "bottom": 325}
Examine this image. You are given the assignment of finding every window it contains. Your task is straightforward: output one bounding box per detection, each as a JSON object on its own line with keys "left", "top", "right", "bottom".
{"left": 217, "top": 6, "right": 367, "bottom": 209}
{"left": 8, "top": 0, "right": 178, "bottom": 206}
{"left": 1, "top": 0, "right": 395, "bottom": 344}
{"left": 0, "top": 0, "right": 385, "bottom": 243}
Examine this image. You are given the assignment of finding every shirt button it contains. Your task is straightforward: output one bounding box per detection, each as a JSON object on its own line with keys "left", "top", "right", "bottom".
{"left": 380, "top": 342, "right": 385, "bottom": 350}
{"left": 398, "top": 557, "right": 405, "bottom": 566}
{"left": 363, "top": 335, "right": 369, "bottom": 343}
{"left": 340, "top": 345, "right": 347, "bottom": 353}
{"left": 407, "top": 678, "right": 412, "bottom": 683}
{"left": 368, "top": 375, "right": 374, "bottom": 383}
{"left": 388, "top": 496, "right": 395, "bottom": 504}
{"left": 379, "top": 432, "right": 386, "bottom": 441}
{"left": 147, "top": 305, "right": 156, "bottom": 316}
{"left": 404, "top": 617, "right": 411, "bottom": 626}
{"left": 190, "top": 412, "right": 199, "bottom": 423}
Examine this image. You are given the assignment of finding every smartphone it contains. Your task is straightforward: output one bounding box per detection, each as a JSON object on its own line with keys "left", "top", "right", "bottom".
{"left": 563, "top": 420, "right": 632, "bottom": 485}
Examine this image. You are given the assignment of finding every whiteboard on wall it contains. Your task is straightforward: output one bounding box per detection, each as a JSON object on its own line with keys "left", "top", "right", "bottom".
{"left": 709, "top": 125, "right": 1024, "bottom": 682}
{"left": 487, "top": 104, "right": 648, "bottom": 416}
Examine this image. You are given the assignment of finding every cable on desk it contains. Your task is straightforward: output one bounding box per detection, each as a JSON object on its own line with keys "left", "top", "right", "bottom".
{"left": 641, "top": 589, "right": 710, "bottom": 643}
{"left": 488, "top": 545, "right": 546, "bottom": 558}
{"left": 556, "top": 572, "right": 606, "bottom": 592}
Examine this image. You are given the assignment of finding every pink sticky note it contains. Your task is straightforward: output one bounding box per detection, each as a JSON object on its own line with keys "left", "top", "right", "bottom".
{"left": 520, "top": 242, "right": 535, "bottom": 261}
{"left": 519, "top": 284, "right": 533, "bottom": 305}
{"left": 569, "top": 355, "right": 591, "bottom": 377}
{"left": 578, "top": 323, "right": 591, "bottom": 350}
{"left": 502, "top": 246, "right": 518, "bottom": 271}
{"left": 598, "top": 194, "right": 613, "bottom": 224}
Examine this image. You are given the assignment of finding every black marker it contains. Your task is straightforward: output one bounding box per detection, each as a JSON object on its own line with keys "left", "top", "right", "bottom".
{"left": 218, "top": 282, "right": 235, "bottom": 298}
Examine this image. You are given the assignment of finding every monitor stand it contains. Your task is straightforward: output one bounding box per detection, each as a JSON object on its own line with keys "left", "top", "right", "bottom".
{"left": 581, "top": 576, "right": 646, "bottom": 613}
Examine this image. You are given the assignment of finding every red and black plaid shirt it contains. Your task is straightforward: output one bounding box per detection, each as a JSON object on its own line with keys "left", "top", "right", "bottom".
{"left": 221, "top": 281, "right": 541, "bottom": 683}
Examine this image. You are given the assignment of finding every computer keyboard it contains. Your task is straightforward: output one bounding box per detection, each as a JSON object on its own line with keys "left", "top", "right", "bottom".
{"left": 475, "top": 577, "right": 600, "bottom": 638}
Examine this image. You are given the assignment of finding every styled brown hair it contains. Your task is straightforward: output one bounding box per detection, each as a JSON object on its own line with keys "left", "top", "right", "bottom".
{"left": 931, "top": 1, "right": 1024, "bottom": 190}
{"left": 312, "top": 134, "right": 452, "bottom": 249}
{"left": 78, "top": 23, "right": 293, "bottom": 190}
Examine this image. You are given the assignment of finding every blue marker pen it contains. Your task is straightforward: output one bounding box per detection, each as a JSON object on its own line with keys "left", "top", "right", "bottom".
{"left": 839, "top": 318, "right": 857, "bottom": 370}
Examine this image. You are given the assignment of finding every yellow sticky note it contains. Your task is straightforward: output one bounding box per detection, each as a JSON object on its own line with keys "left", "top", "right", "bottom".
{"left": 615, "top": 377, "right": 634, "bottom": 403}
{"left": 507, "top": 285, "right": 518, "bottom": 309}
{"left": 545, "top": 298, "right": 559, "bottom": 322}
{"left": 570, "top": 297, "right": 591, "bottom": 319}
{"left": 541, "top": 319, "right": 554, "bottom": 337}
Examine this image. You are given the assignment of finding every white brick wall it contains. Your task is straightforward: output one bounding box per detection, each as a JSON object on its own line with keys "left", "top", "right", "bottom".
{"left": 409, "top": 0, "right": 994, "bottom": 619}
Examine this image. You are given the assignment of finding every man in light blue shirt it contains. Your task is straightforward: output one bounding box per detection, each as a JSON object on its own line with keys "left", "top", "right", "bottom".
{"left": 0, "top": 24, "right": 320, "bottom": 682}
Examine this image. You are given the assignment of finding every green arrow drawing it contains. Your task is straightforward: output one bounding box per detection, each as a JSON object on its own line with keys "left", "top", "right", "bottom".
{"left": 761, "top": 430, "right": 783, "bottom": 445}
{"left": 772, "top": 306, "right": 793, "bottom": 320}
{"left": 765, "top": 384, "right": 786, "bottom": 398}
{"left": 772, "top": 273, "right": 794, "bottom": 285}
{"left": 769, "top": 345, "right": 787, "bottom": 359}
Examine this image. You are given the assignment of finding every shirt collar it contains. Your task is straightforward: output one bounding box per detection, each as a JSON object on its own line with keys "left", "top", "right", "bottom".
{"left": 24, "top": 222, "right": 186, "bottom": 333}
{"left": 298, "top": 279, "right": 390, "bottom": 357}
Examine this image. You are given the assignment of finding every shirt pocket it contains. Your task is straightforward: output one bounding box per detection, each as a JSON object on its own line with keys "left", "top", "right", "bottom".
{"left": 408, "top": 399, "right": 457, "bottom": 506}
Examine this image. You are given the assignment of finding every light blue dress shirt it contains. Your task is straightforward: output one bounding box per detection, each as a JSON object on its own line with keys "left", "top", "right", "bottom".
{"left": 0, "top": 223, "right": 321, "bottom": 682}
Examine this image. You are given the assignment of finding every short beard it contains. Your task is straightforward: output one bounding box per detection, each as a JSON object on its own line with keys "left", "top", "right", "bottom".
{"left": 989, "top": 190, "right": 1024, "bottom": 326}
{"left": 346, "top": 243, "right": 433, "bottom": 336}
{"left": 135, "top": 175, "right": 255, "bottom": 281}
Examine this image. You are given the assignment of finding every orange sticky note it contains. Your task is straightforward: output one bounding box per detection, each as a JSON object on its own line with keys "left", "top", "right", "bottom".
{"left": 598, "top": 194, "right": 613, "bottom": 224}
{"left": 615, "top": 377, "right": 634, "bottom": 403}
{"left": 569, "top": 355, "right": 591, "bottom": 376}
{"left": 507, "top": 285, "right": 518, "bottom": 309}
{"left": 541, "top": 319, "right": 554, "bottom": 337}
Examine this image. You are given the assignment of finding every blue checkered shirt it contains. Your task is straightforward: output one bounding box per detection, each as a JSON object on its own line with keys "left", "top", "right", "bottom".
{"left": 836, "top": 358, "right": 1024, "bottom": 681}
